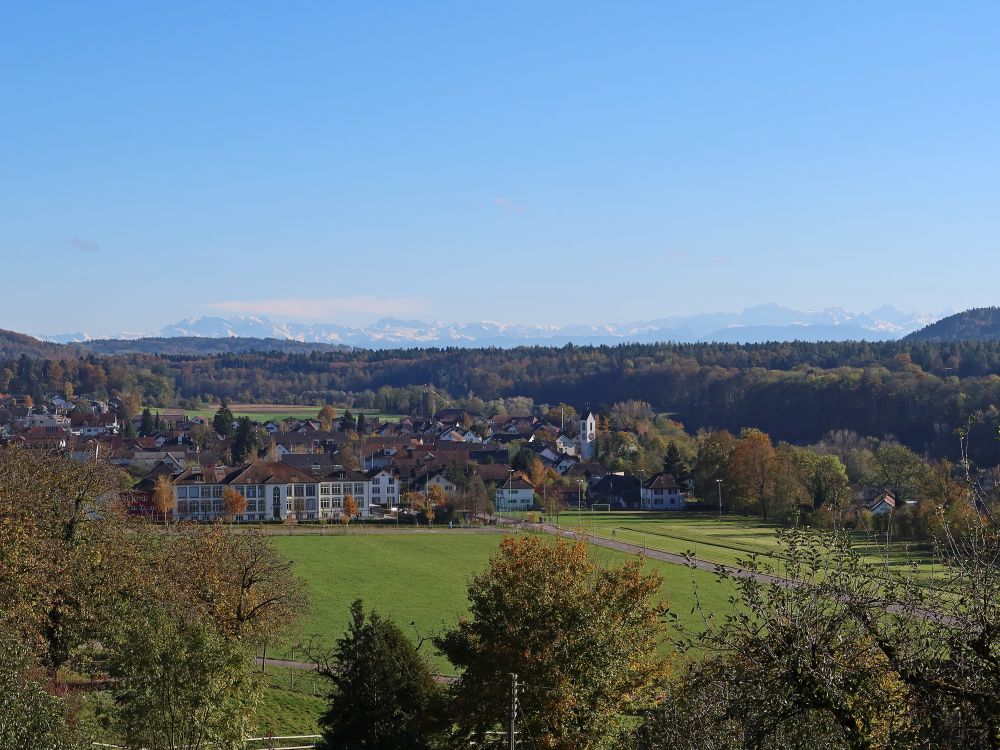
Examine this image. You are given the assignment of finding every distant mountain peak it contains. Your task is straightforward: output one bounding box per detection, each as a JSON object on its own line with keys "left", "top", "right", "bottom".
{"left": 35, "top": 305, "right": 941, "bottom": 349}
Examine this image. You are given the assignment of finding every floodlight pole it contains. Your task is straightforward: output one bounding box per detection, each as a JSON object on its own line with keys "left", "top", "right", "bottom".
{"left": 716, "top": 479, "right": 723, "bottom": 522}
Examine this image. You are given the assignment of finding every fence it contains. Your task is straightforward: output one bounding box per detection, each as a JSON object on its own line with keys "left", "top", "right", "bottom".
{"left": 95, "top": 736, "right": 320, "bottom": 750}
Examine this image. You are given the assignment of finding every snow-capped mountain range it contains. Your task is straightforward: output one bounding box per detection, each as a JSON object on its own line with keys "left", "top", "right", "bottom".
{"left": 42, "top": 305, "right": 945, "bottom": 348}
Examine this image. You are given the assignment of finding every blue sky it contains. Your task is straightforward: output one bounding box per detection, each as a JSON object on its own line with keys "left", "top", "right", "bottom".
{"left": 1, "top": 2, "right": 998, "bottom": 336}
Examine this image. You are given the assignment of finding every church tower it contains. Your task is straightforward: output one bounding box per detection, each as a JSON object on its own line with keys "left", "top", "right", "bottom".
{"left": 578, "top": 410, "right": 596, "bottom": 459}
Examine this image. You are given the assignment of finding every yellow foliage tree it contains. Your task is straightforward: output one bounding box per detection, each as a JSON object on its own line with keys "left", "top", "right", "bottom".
{"left": 436, "top": 536, "right": 669, "bottom": 748}
{"left": 153, "top": 473, "right": 175, "bottom": 525}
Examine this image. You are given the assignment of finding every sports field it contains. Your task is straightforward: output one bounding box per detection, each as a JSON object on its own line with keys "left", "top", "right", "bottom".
{"left": 555, "top": 511, "right": 941, "bottom": 580}
{"left": 271, "top": 529, "right": 735, "bottom": 674}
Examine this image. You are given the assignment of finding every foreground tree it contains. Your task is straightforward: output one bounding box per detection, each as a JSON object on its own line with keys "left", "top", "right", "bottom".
{"left": 315, "top": 600, "right": 441, "bottom": 750}
{"left": 108, "top": 610, "right": 261, "bottom": 750}
{"left": 644, "top": 522, "right": 1000, "bottom": 750}
{"left": 0, "top": 638, "right": 78, "bottom": 750}
{"left": 0, "top": 446, "right": 144, "bottom": 673}
{"left": 161, "top": 526, "right": 308, "bottom": 643}
{"left": 436, "top": 536, "right": 669, "bottom": 749}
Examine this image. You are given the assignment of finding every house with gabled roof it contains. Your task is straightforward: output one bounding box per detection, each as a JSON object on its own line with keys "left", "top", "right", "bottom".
{"left": 640, "top": 473, "right": 685, "bottom": 510}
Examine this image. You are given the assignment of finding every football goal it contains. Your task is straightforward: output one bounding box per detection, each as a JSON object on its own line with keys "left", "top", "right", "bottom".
{"left": 590, "top": 503, "right": 611, "bottom": 512}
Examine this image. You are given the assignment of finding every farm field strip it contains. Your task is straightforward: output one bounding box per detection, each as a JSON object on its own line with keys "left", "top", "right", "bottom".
{"left": 172, "top": 404, "right": 405, "bottom": 423}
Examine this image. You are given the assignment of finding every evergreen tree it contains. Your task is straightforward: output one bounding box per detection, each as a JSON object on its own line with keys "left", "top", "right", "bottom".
{"left": 213, "top": 401, "right": 234, "bottom": 438}
{"left": 231, "top": 417, "right": 262, "bottom": 464}
{"left": 341, "top": 409, "right": 355, "bottom": 433}
{"left": 355, "top": 413, "right": 367, "bottom": 435}
{"left": 317, "top": 600, "right": 441, "bottom": 750}
{"left": 139, "top": 407, "right": 153, "bottom": 437}
{"left": 662, "top": 441, "right": 689, "bottom": 481}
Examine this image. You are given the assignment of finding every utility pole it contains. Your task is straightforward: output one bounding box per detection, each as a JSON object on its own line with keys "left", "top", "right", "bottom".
{"left": 509, "top": 672, "right": 519, "bottom": 750}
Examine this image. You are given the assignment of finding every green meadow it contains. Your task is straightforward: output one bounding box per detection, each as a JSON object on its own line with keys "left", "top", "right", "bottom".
{"left": 257, "top": 513, "right": 943, "bottom": 736}
{"left": 271, "top": 528, "right": 735, "bottom": 674}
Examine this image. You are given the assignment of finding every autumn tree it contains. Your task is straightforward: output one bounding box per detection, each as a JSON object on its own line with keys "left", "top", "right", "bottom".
{"left": 0, "top": 446, "right": 143, "bottom": 673}
{"left": 222, "top": 486, "right": 247, "bottom": 522}
{"left": 427, "top": 483, "right": 447, "bottom": 507}
{"left": 161, "top": 527, "right": 308, "bottom": 643}
{"left": 317, "top": 404, "right": 337, "bottom": 431}
{"left": 190, "top": 422, "right": 215, "bottom": 451}
{"left": 341, "top": 495, "right": 358, "bottom": 525}
{"left": 436, "top": 536, "right": 669, "bottom": 749}
{"left": 792, "top": 447, "right": 851, "bottom": 510}
{"left": 730, "top": 428, "right": 777, "bottom": 516}
{"left": 646, "top": 523, "right": 1000, "bottom": 750}
{"left": 692, "top": 430, "right": 736, "bottom": 504}
{"left": 153, "top": 473, "right": 175, "bottom": 525}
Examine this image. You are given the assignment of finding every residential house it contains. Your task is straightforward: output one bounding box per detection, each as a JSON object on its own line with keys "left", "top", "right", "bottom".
{"left": 640, "top": 473, "right": 685, "bottom": 510}
{"left": 495, "top": 476, "right": 535, "bottom": 511}
{"left": 367, "top": 468, "right": 400, "bottom": 509}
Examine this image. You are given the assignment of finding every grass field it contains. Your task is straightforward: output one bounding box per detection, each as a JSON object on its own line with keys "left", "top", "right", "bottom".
{"left": 174, "top": 403, "right": 405, "bottom": 423}
{"left": 272, "top": 529, "right": 736, "bottom": 674}
{"left": 555, "top": 511, "right": 942, "bottom": 581}
{"left": 257, "top": 680, "right": 327, "bottom": 738}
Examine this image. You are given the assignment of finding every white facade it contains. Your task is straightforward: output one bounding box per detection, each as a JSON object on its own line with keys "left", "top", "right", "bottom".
{"left": 368, "top": 469, "right": 399, "bottom": 508}
{"left": 318, "top": 477, "right": 368, "bottom": 517}
{"left": 495, "top": 478, "right": 535, "bottom": 510}
{"left": 640, "top": 485, "right": 684, "bottom": 510}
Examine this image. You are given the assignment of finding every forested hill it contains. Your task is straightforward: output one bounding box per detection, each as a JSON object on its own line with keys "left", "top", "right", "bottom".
{"left": 904, "top": 307, "right": 1000, "bottom": 342}
{"left": 0, "top": 329, "right": 349, "bottom": 358}
{"left": 0, "top": 329, "right": 73, "bottom": 359}
{"left": 79, "top": 336, "right": 351, "bottom": 356}
{"left": 11, "top": 337, "right": 1000, "bottom": 463}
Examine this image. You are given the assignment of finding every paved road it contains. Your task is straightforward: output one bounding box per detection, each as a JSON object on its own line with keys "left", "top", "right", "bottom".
{"left": 257, "top": 657, "right": 457, "bottom": 684}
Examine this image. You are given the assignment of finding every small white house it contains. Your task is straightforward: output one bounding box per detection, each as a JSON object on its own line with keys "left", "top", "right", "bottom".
{"left": 867, "top": 491, "right": 897, "bottom": 516}
{"left": 367, "top": 468, "right": 399, "bottom": 508}
{"left": 495, "top": 476, "right": 535, "bottom": 511}
{"left": 555, "top": 433, "right": 577, "bottom": 456}
{"left": 640, "top": 473, "right": 685, "bottom": 510}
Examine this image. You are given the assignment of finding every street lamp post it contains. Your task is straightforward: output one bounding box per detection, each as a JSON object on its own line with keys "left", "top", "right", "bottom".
{"left": 638, "top": 469, "right": 646, "bottom": 511}
{"left": 638, "top": 469, "right": 646, "bottom": 552}
{"left": 716, "top": 479, "right": 723, "bottom": 522}
{"left": 502, "top": 468, "right": 514, "bottom": 524}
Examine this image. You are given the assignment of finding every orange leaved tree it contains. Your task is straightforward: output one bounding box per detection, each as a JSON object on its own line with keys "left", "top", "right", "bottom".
{"left": 222, "top": 486, "right": 247, "bottom": 523}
